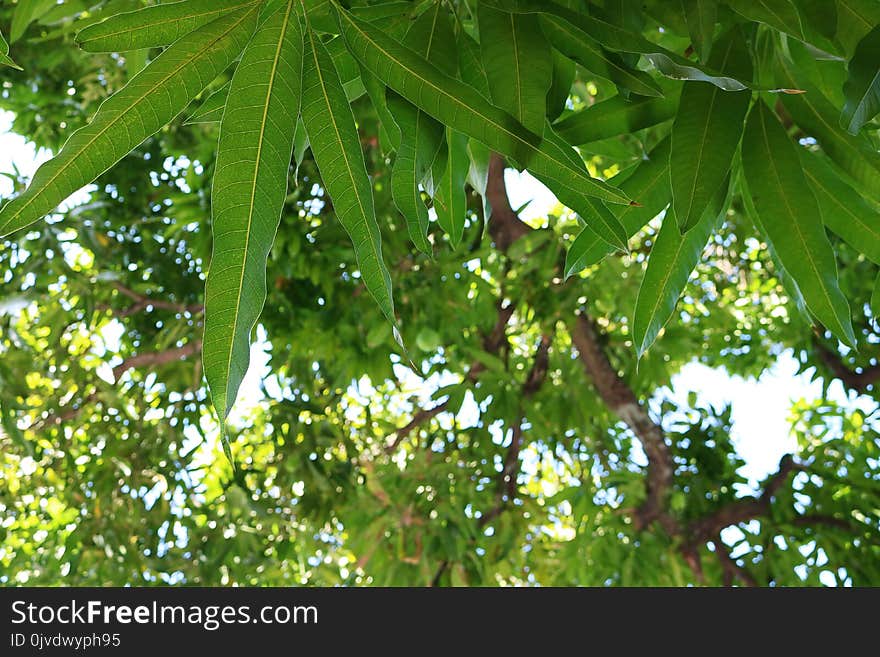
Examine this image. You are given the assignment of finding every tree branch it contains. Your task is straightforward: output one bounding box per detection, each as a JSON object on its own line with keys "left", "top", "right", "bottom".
{"left": 714, "top": 534, "right": 758, "bottom": 587}
{"left": 813, "top": 337, "right": 880, "bottom": 394}
{"left": 105, "top": 281, "right": 204, "bottom": 316}
{"left": 112, "top": 340, "right": 202, "bottom": 381}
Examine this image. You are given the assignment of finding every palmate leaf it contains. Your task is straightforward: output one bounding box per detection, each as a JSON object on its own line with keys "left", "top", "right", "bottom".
{"left": 554, "top": 81, "right": 680, "bottom": 146}
{"left": 300, "top": 15, "right": 398, "bottom": 337}
{"left": 841, "top": 25, "right": 880, "bottom": 135}
{"left": 741, "top": 100, "right": 856, "bottom": 347}
{"left": 669, "top": 27, "right": 751, "bottom": 232}
{"left": 479, "top": 3, "right": 554, "bottom": 133}
{"left": 76, "top": 0, "right": 259, "bottom": 52}
{"left": 334, "top": 7, "right": 631, "bottom": 250}
{"left": 202, "top": 1, "right": 302, "bottom": 426}
{"left": 565, "top": 137, "right": 672, "bottom": 277}
{"left": 800, "top": 149, "right": 880, "bottom": 265}
{"left": 632, "top": 177, "right": 728, "bottom": 357}
{"left": 0, "top": 6, "right": 259, "bottom": 239}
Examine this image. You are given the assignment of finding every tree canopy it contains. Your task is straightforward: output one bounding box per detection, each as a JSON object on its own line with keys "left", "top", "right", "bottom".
{"left": 1, "top": 0, "right": 879, "bottom": 587}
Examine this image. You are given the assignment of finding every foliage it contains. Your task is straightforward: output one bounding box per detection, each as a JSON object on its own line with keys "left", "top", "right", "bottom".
{"left": 0, "top": 0, "right": 879, "bottom": 586}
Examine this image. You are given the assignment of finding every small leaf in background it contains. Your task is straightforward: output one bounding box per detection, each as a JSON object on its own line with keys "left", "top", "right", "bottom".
{"left": 633, "top": 177, "right": 728, "bottom": 357}
{"left": 872, "top": 272, "right": 880, "bottom": 319}
{"left": 434, "top": 128, "right": 470, "bottom": 248}
{"left": 76, "top": 0, "right": 259, "bottom": 52}
{"left": 0, "top": 5, "right": 259, "bottom": 238}
{"left": 0, "top": 28, "right": 22, "bottom": 70}
{"left": 741, "top": 100, "right": 856, "bottom": 348}
{"left": 9, "top": 0, "right": 56, "bottom": 43}
{"left": 300, "top": 17, "right": 399, "bottom": 338}
{"left": 841, "top": 25, "right": 880, "bottom": 134}
{"left": 184, "top": 82, "right": 230, "bottom": 125}
{"left": 800, "top": 149, "right": 880, "bottom": 264}
{"left": 682, "top": 0, "right": 716, "bottom": 62}
{"left": 670, "top": 27, "right": 751, "bottom": 232}
{"left": 479, "top": 3, "right": 554, "bottom": 134}
{"left": 203, "top": 1, "right": 301, "bottom": 424}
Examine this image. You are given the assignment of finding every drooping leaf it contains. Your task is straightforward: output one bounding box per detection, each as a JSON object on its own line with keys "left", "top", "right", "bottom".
{"left": 300, "top": 17, "right": 398, "bottom": 337}
{"left": 633, "top": 177, "right": 728, "bottom": 357}
{"left": 670, "top": 27, "right": 751, "bottom": 233}
{"left": 202, "top": 2, "right": 301, "bottom": 425}
{"left": 565, "top": 137, "right": 672, "bottom": 277}
{"left": 0, "top": 6, "right": 259, "bottom": 238}
{"left": 360, "top": 64, "right": 401, "bottom": 151}
{"left": 434, "top": 128, "right": 470, "bottom": 248}
{"left": 741, "top": 100, "right": 856, "bottom": 347}
{"left": 185, "top": 82, "right": 230, "bottom": 124}
{"left": 555, "top": 82, "right": 680, "bottom": 145}
{"left": 466, "top": 139, "right": 492, "bottom": 223}
{"left": 841, "top": 25, "right": 880, "bottom": 134}
{"left": 479, "top": 3, "right": 555, "bottom": 133}
{"left": 682, "top": 0, "right": 716, "bottom": 62}
{"left": 800, "top": 149, "right": 880, "bottom": 265}
{"left": 0, "top": 28, "right": 22, "bottom": 70}
{"left": 76, "top": 0, "right": 259, "bottom": 52}
{"left": 547, "top": 50, "right": 576, "bottom": 121}
{"left": 388, "top": 92, "right": 440, "bottom": 255}
{"left": 778, "top": 54, "right": 880, "bottom": 203}
{"left": 539, "top": 14, "right": 664, "bottom": 99}
{"left": 335, "top": 7, "right": 632, "bottom": 250}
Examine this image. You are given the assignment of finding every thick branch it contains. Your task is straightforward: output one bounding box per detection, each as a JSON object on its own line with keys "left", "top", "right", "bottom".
{"left": 486, "top": 153, "right": 533, "bottom": 250}
{"left": 714, "top": 534, "right": 758, "bottom": 587}
{"left": 568, "top": 313, "right": 675, "bottom": 530}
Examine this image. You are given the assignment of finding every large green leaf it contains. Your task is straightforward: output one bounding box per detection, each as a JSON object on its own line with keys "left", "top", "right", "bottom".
{"left": 669, "top": 27, "right": 751, "bottom": 232}
{"left": 547, "top": 50, "right": 576, "bottom": 122}
{"left": 682, "top": 0, "right": 717, "bottom": 62}
{"left": 778, "top": 54, "right": 880, "bottom": 203}
{"left": 565, "top": 137, "right": 672, "bottom": 277}
{"left": 0, "top": 27, "right": 22, "bottom": 70}
{"left": 9, "top": 0, "right": 56, "bottom": 43}
{"left": 334, "top": 7, "right": 632, "bottom": 250}
{"left": 741, "top": 100, "right": 855, "bottom": 347}
{"left": 479, "top": 4, "right": 555, "bottom": 133}
{"left": 388, "top": 93, "right": 439, "bottom": 255}
{"left": 76, "top": 0, "right": 259, "bottom": 52}
{"left": 841, "top": 25, "right": 880, "bottom": 134}
{"left": 202, "top": 2, "right": 301, "bottom": 425}
{"left": 872, "top": 272, "right": 880, "bottom": 319}
{"left": 726, "top": 0, "right": 829, "bottom": 44}
{"left": 554, "top": 82, "right": 680, "bottom": 145}
{"left": 0, "top": 6, "right": 259, "bottom": 239}
{"left": 632, "top": 177, "right": 727, "bottom": 357}
{"left": 539, "top": 14, "right": 663, "bottom": 99}
{"left": 360, "top": 64, "right": 401, "bottom": 151}
{"left": 800, "top": 149, "right": 880, "bottom": 265}
{"left": 434, "top": 128, "right": 470, "bottom": 249}
{"left": 300, "top": 18, "right": 398, "bottom": 336}
{"left": 836, "top": 0, "right": 880, "bottom": 55}
{"left": 457, "top": 31, "right": 491, "bottom": 99}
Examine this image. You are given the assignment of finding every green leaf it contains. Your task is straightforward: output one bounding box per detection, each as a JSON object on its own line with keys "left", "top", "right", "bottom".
{"left": 670, "top": 27, "right": 751, "bottom": 233}
{"left": 388, "top": 93, "right": 439, "bottom": 255}
{"left": 479, "top": 4, "right": 555, "bottom": 133}
{"left": 466, "top": 139, "right": 492, "bottom": 223}
{"left": 565, "top": 137, "right": 672, "bottom": 277}
{"left": 800, "top": 149, "right": 880, "bottom": 265}
{"left": 539, "top": 14, "right": 664, "bottom": 98}
{"left": 841, "top": 25, "right": 880, "bottom": 134}
{"left": 682, "top": 0, "right": 716, "bottom": 62}
{"left": 835, "top": 0, "right": 880, "bottom": 56}
{"left": 434, "top": 128, "right": 470, "bottom": 248}
{"left": 202, "top": 2, "right": 301, "bottom": 424}
{"left": 185, "top": 82, "right": 230, "bottom": 124}
{"left": 0, "top": 6, "right": 259, "bottom": 239}
{"left": 633, "top": 177, "right": 728, "bottom": 357}
{"left": 360, "top": 64, "right": 401, "bottom": 150}
{"left": 778, "top": 54, "right": 880, "bottom": 203}
{"left": 554, "top": 82, "right": 680, "bottom": 145}
{"left": 76, "top": 0, "right": 259, "bottom": 52}
{"left": 457, "top": 31, "right": 491, "bottom": 99}
{"left": 334, "top": 7, "right": 632, "bottom": 248}
{"left": 10, "top": 0, "right": 56, "bottom": 43}
{"left": 741, "top": 100, "right": 856, "bottom": 347}
{"left": 872, "top": 272, "right": 880, "bottom": 319}
{"left": 0, "top": 27, "right": 22, "bottom": 70}
{"left": 547, "top": 49, "right": 576, "bottom": 121}
{"left": 300, "top": 17, "right": 398, "bottom": 337}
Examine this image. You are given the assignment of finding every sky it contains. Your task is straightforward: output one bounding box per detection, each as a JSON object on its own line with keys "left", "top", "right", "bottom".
{"left": 0, "top": 110, "right": 873, "bottom": 488}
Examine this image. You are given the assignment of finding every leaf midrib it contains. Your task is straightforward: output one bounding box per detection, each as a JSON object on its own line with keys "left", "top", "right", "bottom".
{"left": 220, "top": 1, "right": 294, "bottom": 413}
{"left": 1, "top": 7, "right": 257, "bottom": 234}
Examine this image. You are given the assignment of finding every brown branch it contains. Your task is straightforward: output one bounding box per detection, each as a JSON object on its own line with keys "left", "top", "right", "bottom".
{"left": 385, "top": 400, "right": 449, "bottom": 453}
{"left": 486, "top": 153, "right": 533, "bottom": 251}
{"left": 108, "top": 281, "right": 204, "bottom": 316}
{"left": 813, "top": 337, "right": 880, "bottom": 394}
{"left": 112, "top": 340, "right": 202, "bottom": 381}
{"left": 714, "top": 535, "right": 758, "bottom": 587}
{"left": 568, "top": 313, "right": 675, "bottom": 530}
